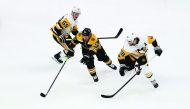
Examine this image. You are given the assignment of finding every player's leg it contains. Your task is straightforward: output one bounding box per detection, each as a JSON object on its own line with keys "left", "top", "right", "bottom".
{"left": 96, "top": 47, "right": 117, "bottom": 70}
{"left": 137, "top": 55, "right": 159, "bottom": 88}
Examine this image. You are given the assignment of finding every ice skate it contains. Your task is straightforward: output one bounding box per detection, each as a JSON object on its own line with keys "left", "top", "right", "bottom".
{"left": 108, "top": 63, "right": 117, "bottom": 70}
{"left": 52, "top": 52, "right": 63, "bottom": 64}
{"left": 151, "top": 79, "right": 159, "bottom": 88}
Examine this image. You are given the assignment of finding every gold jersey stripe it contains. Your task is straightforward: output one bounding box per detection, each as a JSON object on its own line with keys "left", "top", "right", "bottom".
{"left": 129, "top": 55, "right": 136, "bottom": 61}
{"left": 71, "top": 41, "right": 78, "bottom": 46}
{"left": 130, "top": 52, "right": 144, "bottom": 59}
{"left": 50, "top": 28, "right": 59, "bottom": 39}
{"left": 54, "top": 24, "right": 61, "bottom": 30}
{"left": 88, "top": 67, "right": 96, "bottom": 74}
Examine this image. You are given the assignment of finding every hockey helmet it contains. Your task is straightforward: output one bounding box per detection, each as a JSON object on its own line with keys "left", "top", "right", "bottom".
{"left": 126, "top": 33, "right": 136, "bottom": 42}
{"left": 126, "top": 33, "right": 139, "bottom": 44}
{"left": 82, "top": 28, "right": 92, "bottom": 36}
{"left": 72, "top": 6, "right": 81, "bottom": 14}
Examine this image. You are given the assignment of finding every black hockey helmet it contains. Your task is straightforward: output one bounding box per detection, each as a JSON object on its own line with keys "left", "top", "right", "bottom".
{"left": 82, "top": 28, "right": 91, "bottom": 36}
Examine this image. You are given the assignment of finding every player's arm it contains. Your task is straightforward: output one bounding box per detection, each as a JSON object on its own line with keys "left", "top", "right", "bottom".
{"left": 147, "top": 36, "right": 163, "bottom": 56}
{"left": 72, "top": 25, "right": 79, "bottom": 36}
{"left": 70, "top": 33, "right": 80, "bottom": 49}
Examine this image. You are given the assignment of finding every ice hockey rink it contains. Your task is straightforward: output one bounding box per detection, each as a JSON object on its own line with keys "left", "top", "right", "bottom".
{"left": 0, "top": 0, "right": 190, "bottom": 109}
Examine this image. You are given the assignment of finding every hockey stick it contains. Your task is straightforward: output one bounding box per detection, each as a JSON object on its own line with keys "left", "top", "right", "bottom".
{"left": 40, "top": 57, "right": 69, "bottom": 98}
{"left": 101, "top": 55, "right": 156, "bottom": 98}
{"left": 98, "top": 28, "right": 123, "bottom": 39}
{"left": 101, "top": 72, "right": 137, "bottom": 98}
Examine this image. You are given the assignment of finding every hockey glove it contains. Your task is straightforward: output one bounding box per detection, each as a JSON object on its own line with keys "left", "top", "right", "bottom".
{"left": 154, "top": 46, "right": 163, "bottom": 56}
{"left": 119, "top": 64, "right": 127, "bottom": 76}
{"left": 66, "top": 49, "right": 74, "bottom": 58}
{"left": 80, "top": 55, "right": 93, "bottom": 65}
{"left": 63, "top": 48, "right": 74, "bottom": 58}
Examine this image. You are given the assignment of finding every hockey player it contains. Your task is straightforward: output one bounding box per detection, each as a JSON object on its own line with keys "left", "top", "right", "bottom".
{"left": 117, "top": 33, "right": 163, "bottom": 88}
{"left": 50, "top": 6, "right": 81, "bottom": 64}
{"left": 69, "top": 28, "right": 117, "bottom": 82}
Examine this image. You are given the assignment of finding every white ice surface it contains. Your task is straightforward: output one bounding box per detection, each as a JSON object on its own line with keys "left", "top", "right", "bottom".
{"left": 0, "top": 0, "right": 190, "bottom": 109}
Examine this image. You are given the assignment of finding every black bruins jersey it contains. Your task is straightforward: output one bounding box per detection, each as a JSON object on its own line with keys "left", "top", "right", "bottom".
{"left": 71, "top": 32, "right": 102, "bottom": 55}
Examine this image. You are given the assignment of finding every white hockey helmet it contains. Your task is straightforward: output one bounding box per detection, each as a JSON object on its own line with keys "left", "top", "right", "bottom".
{"left": 126, "top": 33, "right": 136, "bottom": 42}
{"left": 126, "top": 33, "right": 140, "bottom": 45}
{"left": 72, "top": 6, "right": 81, "bottom": 14}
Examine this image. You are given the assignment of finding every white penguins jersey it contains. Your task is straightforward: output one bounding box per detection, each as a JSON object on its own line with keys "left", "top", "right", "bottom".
{"left": 57, "top": 14, "right": 78, "bottom": 34}
{"left": 51, "top": 13, "right": 78, "bottom": 36}
{"left": 122, "top": 35, "right": 156, "bottom": 59}
{"left": 50, "top": 13, "right": 79, "bottom": 51}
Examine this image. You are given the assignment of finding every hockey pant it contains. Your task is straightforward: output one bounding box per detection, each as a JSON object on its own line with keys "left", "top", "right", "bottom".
{"left": 82, "top": 47, "right": 112, "bottom": 76}
{"left": 118, "top": 55, "right": 156, "bottom": 81}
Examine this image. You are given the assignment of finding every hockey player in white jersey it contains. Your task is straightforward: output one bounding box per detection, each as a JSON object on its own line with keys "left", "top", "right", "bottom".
{"left": 50, "top": 6, "right": 81, "bottom": 64}
{"left": 117, "top": 33, "right": 163, "bottom": 88}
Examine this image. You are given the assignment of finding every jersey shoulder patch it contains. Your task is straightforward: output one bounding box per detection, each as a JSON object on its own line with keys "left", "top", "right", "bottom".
{"left": 88, "top": 34, "right": 98, "bottom": 45}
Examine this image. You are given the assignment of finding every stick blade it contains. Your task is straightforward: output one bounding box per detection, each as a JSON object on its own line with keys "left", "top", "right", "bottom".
{"left": 115, "top": 28, "right": 123, "bottom": 38}
{"left": 101, "top": 94, "right": 114, "bottom": 98}
{"left": 98, "top": 28, "right": 123, "bottom": 39}
{"left": 40, "top": 93, "right": 46, "bottom": 97}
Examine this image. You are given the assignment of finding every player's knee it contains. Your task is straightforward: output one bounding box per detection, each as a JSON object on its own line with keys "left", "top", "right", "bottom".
{"left": 97, "top": 56, "right": 104, "bottom": 61}
{"left": 124, "top": 56, "right": 136, "bottom": 70}
{"left": 86, "top": 57, "right": 94, "bottom": 66}
{"left": 98, "top": 54, "right": 109, "bottom": 62}
{"left": 53, "top": 35, "right": 60, "bottom": 44}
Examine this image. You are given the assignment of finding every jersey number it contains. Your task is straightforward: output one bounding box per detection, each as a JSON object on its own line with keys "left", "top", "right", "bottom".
{"left": 62, "top": 21, "right": 69, "bottom": 28}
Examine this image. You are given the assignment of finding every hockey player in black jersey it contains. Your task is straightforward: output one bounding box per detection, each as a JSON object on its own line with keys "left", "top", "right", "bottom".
{"left": 69, "top": 28, "right": 117, "bottom": 82}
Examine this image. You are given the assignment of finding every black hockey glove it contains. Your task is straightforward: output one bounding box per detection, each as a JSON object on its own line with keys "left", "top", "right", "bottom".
{"left": 119, "top": 64, "right": 127, "bottom": 76}
{"left": 154, "top": 46, "right": 163, "bottom": 56}
{"left": 66, "top": 49, "right": 74, "bottom": 58}
{"left": 80, "top": 55, "right": 93, "bottom": 65}
{"left": 63, "top": 48, "right": 74, "bottom": 58}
